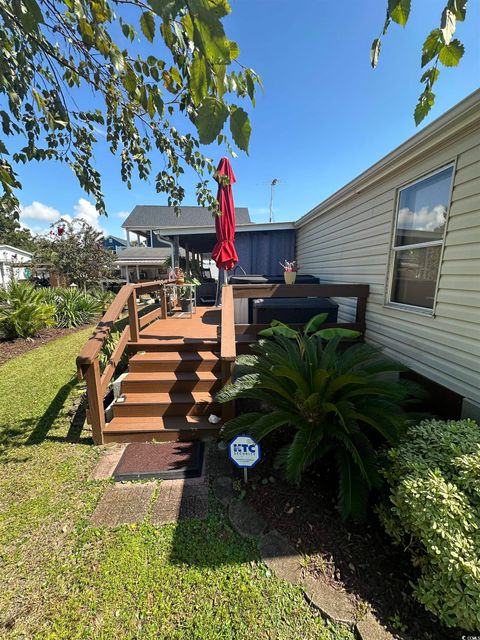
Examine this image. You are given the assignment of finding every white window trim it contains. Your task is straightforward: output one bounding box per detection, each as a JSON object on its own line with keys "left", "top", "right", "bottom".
{"left": 384, "top": 161, "right": 456, "bottom": 316}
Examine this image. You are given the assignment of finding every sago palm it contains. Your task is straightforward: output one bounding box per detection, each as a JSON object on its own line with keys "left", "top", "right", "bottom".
{"left": 216, "top": 314, "right": 417, "bottom": 521}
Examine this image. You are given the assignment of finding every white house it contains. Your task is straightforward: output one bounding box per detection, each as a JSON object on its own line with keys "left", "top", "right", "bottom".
{"left": 0, "top": 245, "right": 33, "bottom": 288}
{"left": 295, "top": 89, "right": 480, "bottom": 421}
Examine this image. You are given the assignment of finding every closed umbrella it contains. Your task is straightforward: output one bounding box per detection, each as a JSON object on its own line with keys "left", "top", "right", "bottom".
{"left": 212, "top": 157, "right": 238, "bottom": 304}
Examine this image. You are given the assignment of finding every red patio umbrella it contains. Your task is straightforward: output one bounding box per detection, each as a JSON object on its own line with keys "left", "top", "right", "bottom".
{"left": 211, "top": 157, "right": 238, "bottom": 272}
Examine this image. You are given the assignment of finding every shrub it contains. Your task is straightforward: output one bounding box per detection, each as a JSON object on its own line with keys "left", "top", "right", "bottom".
{"left": 217, "top": 314, "right": 416, "bottom": 521}
{"left": 379, "top": 419, "right": 480, "bottom": 631}
{"left": 89, "top": 288, "right": 115, "bottom": 313}
{"left": 43, "top": 288, "right": 102, "bottom": 328}
{"left": 0, "top": 281, "right": 56, "bottom": 339}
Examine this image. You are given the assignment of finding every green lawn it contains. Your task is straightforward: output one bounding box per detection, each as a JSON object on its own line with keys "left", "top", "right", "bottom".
{"left": 0, "top": 331, "right": 354, "bottom": 639}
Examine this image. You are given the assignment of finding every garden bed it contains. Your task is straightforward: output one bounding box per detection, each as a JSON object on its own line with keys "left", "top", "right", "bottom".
{"left": 243, "top": 448, "right": 462, "bottom": 640}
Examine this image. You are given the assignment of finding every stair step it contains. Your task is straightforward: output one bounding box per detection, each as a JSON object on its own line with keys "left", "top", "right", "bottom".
{"left": 103, "top": 415, "right": 221, "bottom": 443}
{"left": 129, "top": 350, "right": 220, "bottom": 373}
{"left": 129, "top": 339, "right": 219, "bottom": 353}
{"left": 112, "top": 391, "right": 220, "bottom": 418}
{"left": 121, "top": 371, "right": 221, "bottom": 393}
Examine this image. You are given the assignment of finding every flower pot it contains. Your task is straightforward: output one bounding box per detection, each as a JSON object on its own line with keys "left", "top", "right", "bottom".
{"left": 180, "top": 298, "right": 192, "bottom": 313}
{"left": 284, "top": 271, "right": 296, "bottom": 285}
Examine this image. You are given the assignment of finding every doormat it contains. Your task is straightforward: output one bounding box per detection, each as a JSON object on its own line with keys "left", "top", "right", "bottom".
{"left": 113, "top": 441, "right": 204, "bottom": 481}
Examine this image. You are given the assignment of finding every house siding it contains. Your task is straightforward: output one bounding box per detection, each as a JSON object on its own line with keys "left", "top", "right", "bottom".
{"left": 296, "top": 105, "right": 480, "bottom": 405}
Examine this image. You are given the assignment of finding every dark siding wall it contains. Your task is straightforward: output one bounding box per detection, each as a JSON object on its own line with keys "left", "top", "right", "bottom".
{"left": 234, "top": 229, "right": 296, "bottom": 275}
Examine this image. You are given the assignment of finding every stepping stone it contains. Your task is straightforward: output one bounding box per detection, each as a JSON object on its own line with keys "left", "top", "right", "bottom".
{"left": 90, "top": 482, "right": 155, "bottom": 527}
{"left": 89, "top": 444, "right": 127, "bottom": 480}
{"left": 151, "top": 479, "right": 208, "bottom": 524}
{"left": 303, "top": 574, "right": 356, "bottom": 626}
{"left": 212, "top": 476, "right": 236, "bottom": 505}
{"left": 356, "top": 612, "right": 397, "bottom": 640}
{"left": 229, "top": 500, "right": 266, "bottom": 538}
{"left": 259, "top": 530, "right": 303, "bottom": 584}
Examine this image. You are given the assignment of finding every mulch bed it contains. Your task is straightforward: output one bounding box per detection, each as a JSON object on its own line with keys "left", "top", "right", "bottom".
{"left": 244, "top": 439, "right": 462, "bottom": 640}
{"left": 0, "top": 326, "right": 88, "bottom": 367}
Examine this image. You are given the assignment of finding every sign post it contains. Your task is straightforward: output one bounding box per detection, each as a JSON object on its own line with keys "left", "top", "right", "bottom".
{"left": 228, "top": 435, "right": 261, "bottom": 484}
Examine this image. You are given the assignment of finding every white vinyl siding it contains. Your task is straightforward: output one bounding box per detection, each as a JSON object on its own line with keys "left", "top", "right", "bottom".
{"left": 296, "top": 115, "right": 480, "bottom": 405}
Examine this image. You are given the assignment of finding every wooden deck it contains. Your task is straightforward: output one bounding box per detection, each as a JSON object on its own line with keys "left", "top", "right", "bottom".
{"left": 137, "top": 307, "right": 220, "bottom": 345}
{"left": 78, "top": 281, "right": 370, "bottom": 445}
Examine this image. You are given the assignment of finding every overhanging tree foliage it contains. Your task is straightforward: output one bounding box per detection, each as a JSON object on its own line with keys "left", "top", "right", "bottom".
{"left": 372, "top": 0, "right": 469, "bottom": 124}
{"left": 0, "top": 0, "right": 259, "bottom": 216}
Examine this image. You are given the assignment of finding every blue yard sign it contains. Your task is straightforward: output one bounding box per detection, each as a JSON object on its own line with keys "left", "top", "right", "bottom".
{"left": 228, "top": 435, "right": 261, "bottom": 472}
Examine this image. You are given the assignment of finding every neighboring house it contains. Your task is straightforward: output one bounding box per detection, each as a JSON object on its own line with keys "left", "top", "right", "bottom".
{"left": 0, "top": 245, "right": 32, "bottom": 288}
{"left": 114, "top": 246, "right": 172, "bottom": 283}
{"left": 295, "top": 89, "right": 480, "bottom": 420}
{"left": 103, "top": 234, "right": 127, "bottom": 254}
{"left": 122, "top": 205, "right": 296, "bottom": 276}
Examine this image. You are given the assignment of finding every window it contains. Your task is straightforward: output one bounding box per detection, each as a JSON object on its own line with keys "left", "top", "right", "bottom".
{"left": 389, "top": 165, "right": 453, "bottom": 311}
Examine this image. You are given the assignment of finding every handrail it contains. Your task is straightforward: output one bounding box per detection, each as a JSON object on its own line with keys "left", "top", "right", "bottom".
{"left": 76, "top": 284, "right": 134, "bottom": 370}
{"left": 76, "top": 279, "right": 168, "bottom": 444}
{"left": 220, "top": 284, "right": 236, "bottom": 422}
{"left": 231, "top": 283, "right": 370, "bottom": 334}
{"left": 220, "top": 284, "right": 236, "bottom": 361}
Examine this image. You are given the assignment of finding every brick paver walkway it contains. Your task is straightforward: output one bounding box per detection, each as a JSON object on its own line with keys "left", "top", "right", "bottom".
{"left": 90, "top": 482, "right": 156, "bottom": 527}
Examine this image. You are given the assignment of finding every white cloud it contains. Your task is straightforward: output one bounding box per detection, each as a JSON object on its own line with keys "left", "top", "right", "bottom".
{"left": 20, "top": 197, "right": 106, "bottom": 235}
{"left": 398, "top": 204, "right": 446, "bottom": 232}
{"left": 73, "top": 197, "right": 103, "bottom": 230}
{"left": 20, "top": 201, "right": 61, "bottom": 222}
{"left": 117, "top": 210, "right": 130, "bottom": 219}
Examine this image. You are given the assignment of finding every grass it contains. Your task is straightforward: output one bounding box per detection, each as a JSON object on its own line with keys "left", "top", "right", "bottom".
{"left": 0, "top": 330, "right": 355, "bottom": 639}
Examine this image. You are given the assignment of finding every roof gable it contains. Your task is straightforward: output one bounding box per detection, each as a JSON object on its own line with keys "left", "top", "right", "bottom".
{"left": 122, "top": 205, "right": 250, "bottom": 229}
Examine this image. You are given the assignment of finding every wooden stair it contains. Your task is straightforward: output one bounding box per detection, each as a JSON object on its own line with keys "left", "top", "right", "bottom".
{"left": 103, "top": 341, "right": 223, "bottom": 444}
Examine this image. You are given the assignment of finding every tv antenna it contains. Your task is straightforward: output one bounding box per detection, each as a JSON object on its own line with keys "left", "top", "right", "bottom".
{"left": 269, "top": 178, "right": 279, "bottom": 223}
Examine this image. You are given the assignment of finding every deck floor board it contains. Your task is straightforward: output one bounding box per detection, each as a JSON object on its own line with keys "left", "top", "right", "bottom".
{"left": 138, "top": 307, "right": 220, "bottom": 344}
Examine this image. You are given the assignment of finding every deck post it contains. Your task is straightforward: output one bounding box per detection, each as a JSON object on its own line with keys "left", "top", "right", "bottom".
{"left": 128, "top": 291, "right": 140, "bottom": 342}
{"left": 160, "top": 285, "right": 168, "bottom": 319}
{"left": 84, "top": 359, "right": 105, "bottom": 444}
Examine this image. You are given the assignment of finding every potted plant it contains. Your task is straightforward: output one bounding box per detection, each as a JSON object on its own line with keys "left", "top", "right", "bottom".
{"left": 280, "top": 259, "right": 299, "bottom": 285}
{"left": 179, "top": 276, "right": 200, "bottom": 312}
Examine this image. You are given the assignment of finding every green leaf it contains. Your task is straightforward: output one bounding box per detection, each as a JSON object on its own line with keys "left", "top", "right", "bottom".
{"left": 315, "top": 328, "right": 361, "bottom": 341}
{"left": 259, "top": 325, "right": 297, "bottom": 339}
{"left": 450, "top": 0, "right": 467, "bottom": 21}
{"left": 222, "top": 412, "right": 264, "bottom": 439}
{"left": 441, "top": 7, "right": 457, "bottom": 45}
{"left": 195, "top": 98, "right": 229, "bottom": 144}
{"left": 388, "top": 0, "right": 411, "bottom": 26}
{"left": 370, "top": 38, "right": 381, "bottom": 68}
{"left": 229, "top": 107, "right": 251, "bottom": 152}
{"left": 190, "top": 54, "right": 208, "bottom": 106}
{"left": 140, "top": 11, "right": 156, "bottom": 42}
{"left": 414, "top": 87, "right": 435, "bottom": 125}
{"left": 78, "top": 18, "right": 94, "bottom": 46}
{"left": 438, "top": 39, "right": 465, "bottom": 67}
{"left": 421, "top": 30, "right": 443, "bottom": 67}
{"left": 122, "top": 66, "right": 137, "bottom": 93}
{"left": 420, "top": 67, "right": 440, "bottom": 86}
{"left": 304, "top": 313, "right": 328, "bottom": 335}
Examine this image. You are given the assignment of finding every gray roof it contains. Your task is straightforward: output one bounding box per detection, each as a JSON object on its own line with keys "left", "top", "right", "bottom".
{"left": 122, "top": 205, "right": 251, "bottom": 229}
{"left": 114, "top": 247, "right": 170, "bottom": 264}
{"left": 104, "top": 234, "right": 127, "bottom": 245}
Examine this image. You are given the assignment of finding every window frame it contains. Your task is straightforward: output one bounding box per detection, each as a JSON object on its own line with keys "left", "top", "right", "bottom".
{"left": 385, "top": 162, "right": 456, "bottom": 316}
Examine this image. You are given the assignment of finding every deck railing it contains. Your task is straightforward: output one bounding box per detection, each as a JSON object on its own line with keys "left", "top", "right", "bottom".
{"left": 76, "top": 280, "right": 168, "bottom": 444}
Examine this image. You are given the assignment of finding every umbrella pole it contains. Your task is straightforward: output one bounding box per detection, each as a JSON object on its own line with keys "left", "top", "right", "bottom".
{"left": 215, "top": 268, "right": 224, "bottom": 307}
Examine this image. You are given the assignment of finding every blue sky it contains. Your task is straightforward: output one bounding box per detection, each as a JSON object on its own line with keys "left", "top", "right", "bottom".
{"left": 18, "top": 0, "right": 479, "bottom": 237}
